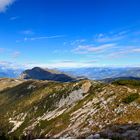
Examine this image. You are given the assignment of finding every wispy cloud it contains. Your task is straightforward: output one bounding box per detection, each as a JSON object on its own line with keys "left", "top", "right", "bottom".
{"left": 10, "top": 16, "right": 19, "bottom": 20}
{"left": 108, "top": 46, "right": 140, "bottom": 58}
{"left": 21, "top": 30, "right": 34, "bottom": 35}
{"left": 132, "top": 48, "right": 140, "bottom": 52}
{"left": 0, "top": 48, "right": 21, "bottom": 59}
{"left": 24, "top": 35, "right": 65, "bottom": 41}
{"left": 12, "top": 51, "right": 20, "bottom": 58}
{"left": 84, "top": 60, "right": 98, "bottom": 63}
{"left": 73, "top": 43, "right": 116, "bottom": 54}
{"left": 0, "top": 0, "right": 15, "bottom": 12}
{"left": 70, "top": 39, "right": 86, "bottom": 45}
{"left": 56, "top": 60, "right": 75, "bottom": 63}
{"left": 11, "top": 59, "right": 97, "bottom": 69}
{"left": 16, "top": 35, "right": 65, "bottom": 42}
{"left": 26, "top": 61, "right": 97, "bottom": 68}
{"left": 94, "top": 31, "right": 128, "bottom": 43}
{"left": 0, "top": 48, "right": 4, "bottom": 53}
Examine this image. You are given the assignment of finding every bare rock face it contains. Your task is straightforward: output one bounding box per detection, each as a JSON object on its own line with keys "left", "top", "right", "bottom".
{"left": 19, "top": 67, "right": 76, "bottom": 82}
{"left": 97, "top": 124, "right": 140, "bottom": 140}
{"left": 87, "top": 134, "right": 100, "bottom": 139}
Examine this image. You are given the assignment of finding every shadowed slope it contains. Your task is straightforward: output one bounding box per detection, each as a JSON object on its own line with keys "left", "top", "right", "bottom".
{"left": 19, "top": 67, "right": 76, "bottom": 82}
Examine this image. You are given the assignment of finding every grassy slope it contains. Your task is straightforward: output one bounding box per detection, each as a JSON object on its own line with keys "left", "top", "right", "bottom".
{"left": 0, "top": 79, "right": 140, "bottom": 139}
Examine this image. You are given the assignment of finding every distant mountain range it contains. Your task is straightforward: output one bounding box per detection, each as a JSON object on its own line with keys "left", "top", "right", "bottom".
{"left": 61, "top": 67, "right": 140, "bottom": 80}
{"left": 19, "top": 67, "right": 76, "bottom": 82}
{"left": 1, "top": 66, "right": 140, "bottom": 81}
{"left": 0, "top": 67, "right": 23, "bottom": 78}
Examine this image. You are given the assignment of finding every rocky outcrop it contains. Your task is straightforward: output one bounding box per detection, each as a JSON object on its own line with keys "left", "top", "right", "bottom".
{"left": 87, "top": 124, "right": 140, "bottom": 140}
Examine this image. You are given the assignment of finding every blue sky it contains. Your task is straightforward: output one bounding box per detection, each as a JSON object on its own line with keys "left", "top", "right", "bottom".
{"left": 0, "top": 0, "right": 140, "bottom": 69}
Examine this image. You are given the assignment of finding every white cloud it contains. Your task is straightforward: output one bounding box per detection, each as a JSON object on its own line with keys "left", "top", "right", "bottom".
{"left": 0, "top": 60, "right": 98, "bottom": 70}
{"left": 26, "top": 61, "right": 96, "bottom": 69}
{"left": 0, "top": 61, "right": 25, "bottom": 70}
{"left": 0, "top": 0, "right": 15, "bottom": 12}
{"left": 74, "top": 43, "right": 116, "bottom": 54}
{"left": 1, "top": 61, "right": 140, "bottom": 70}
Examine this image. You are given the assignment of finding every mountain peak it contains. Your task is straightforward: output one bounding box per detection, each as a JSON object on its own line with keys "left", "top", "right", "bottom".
{"left": 31, "top": 67, "right": 43, "bottom": 71}
{"left": 19, "top": 67, "right": 76, "bottom": 82}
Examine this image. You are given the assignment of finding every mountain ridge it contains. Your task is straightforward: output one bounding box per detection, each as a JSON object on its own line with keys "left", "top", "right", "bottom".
{"left": 0, "top": 78, "right": 140, "bottom": 139}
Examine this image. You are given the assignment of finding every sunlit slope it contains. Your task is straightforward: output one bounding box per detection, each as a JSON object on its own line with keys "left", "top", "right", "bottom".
{"left": 0, "top": 79, "right": 140, "bottom": 139}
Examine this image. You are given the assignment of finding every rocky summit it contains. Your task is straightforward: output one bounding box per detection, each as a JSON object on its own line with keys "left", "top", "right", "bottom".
{"left": 0, "top": 78, "right": 140, "bottom": 139}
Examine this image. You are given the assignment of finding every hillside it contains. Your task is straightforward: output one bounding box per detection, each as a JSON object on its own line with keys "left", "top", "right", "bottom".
{"left": 0, "top": 78, "right": 140, "bottom": 139}
{"left": 101, "top": 76, "right": 140, "bottom": 83}
{"left": 19, "top": 67, "right": 76, "bottom": 82}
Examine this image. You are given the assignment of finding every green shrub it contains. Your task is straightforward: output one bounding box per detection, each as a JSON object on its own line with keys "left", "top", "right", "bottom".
{"left": 112, "top": 79, "right": 140, "bottom": 86}
{"left": 122, "top": 93, "right": 139, "bottom": 104}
